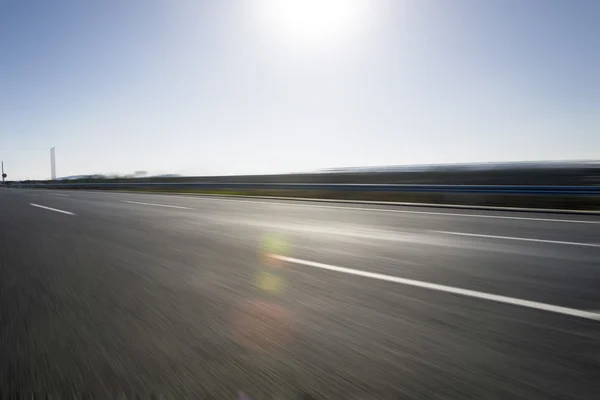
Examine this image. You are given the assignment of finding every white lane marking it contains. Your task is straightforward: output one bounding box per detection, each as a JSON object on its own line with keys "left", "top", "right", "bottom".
{"left": 435, "top": 231, "right": 600, "bottom": 248}
{"left": 30, "top": 203, "right": 76, "bottom": 215}
{"left": 74, "top": 191, "right": 600, "bottom": 224}
{"left": 274, "top": 255, "right": 600, "bottom": 322}
{"left": 122, "top": 200, "right": 194, "bottom": 210}
{"left": 48, "top": 193, "right": 70, "bottom": 197}
{"left": 188, "top": 197, "right": 600, "bottom": 225}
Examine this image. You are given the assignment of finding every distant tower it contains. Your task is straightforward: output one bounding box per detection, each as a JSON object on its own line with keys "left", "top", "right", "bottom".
{"left": 50, "top": 147, "right": 57, "bottom": 180}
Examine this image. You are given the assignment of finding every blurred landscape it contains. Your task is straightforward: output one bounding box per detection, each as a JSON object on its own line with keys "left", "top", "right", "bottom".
{"left": 9, "top": 160, "right": 597, "bottom": 185}
{"left": 8, "top": 160, "right": 600, "bottom": 210}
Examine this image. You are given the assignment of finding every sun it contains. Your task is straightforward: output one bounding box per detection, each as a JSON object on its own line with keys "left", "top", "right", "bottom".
{"left": 258, "top": 0, "right": 370, "bottom": 46}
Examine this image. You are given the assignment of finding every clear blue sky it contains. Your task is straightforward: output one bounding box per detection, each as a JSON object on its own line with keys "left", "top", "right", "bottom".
{"left": 1, "top": 0, "right": 598, "bottom": 180}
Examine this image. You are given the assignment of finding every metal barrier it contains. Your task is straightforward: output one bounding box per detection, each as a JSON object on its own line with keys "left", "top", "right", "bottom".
{"left": 8, "top": 182, "right": 600, "bottom": 195}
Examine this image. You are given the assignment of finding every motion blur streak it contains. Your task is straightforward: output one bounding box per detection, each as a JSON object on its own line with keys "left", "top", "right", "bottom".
{"left": 1, "top": 188, "right": 600, "bottom": 398}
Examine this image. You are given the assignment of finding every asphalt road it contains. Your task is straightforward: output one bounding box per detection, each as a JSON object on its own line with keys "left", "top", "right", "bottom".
{"left": 1, "top": 188, "right": 599, "bottom": 399}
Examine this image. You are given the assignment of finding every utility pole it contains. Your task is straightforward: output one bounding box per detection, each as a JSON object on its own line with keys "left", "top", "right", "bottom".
{"left": 50, "top": 147, "right": 56, "bottom": 180}
{"left": 1, "top": 161, "right": 5, "bottom": 183}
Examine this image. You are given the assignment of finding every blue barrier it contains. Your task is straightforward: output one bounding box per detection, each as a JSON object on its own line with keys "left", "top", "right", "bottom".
{"left": 8, "top": 182, "right": 600, "bottom": 195}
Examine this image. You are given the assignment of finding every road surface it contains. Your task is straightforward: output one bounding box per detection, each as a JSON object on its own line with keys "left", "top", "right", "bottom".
{"left": 1, "top": 188, "right": 599, "bottom": 399}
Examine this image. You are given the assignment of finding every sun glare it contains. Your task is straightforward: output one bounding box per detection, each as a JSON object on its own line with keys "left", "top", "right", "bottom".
{"left": 259, "top": 0, "right": 369, "bottom": 46}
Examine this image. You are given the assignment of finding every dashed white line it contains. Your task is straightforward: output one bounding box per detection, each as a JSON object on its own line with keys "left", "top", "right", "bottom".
{"left": 189, "top": 197, "right": 600, "bottom": 225}
{"left": 30, "top": 203, "right": 76, "bottom": 215}
{"left": 274, "top": 255, "right": 600, "bottom": 322}
{"left": 63, "top": 191, "right": 600, "bottom": 224}
{"left": 48, "top": 193, "right": 70, "bottom": 197}
{"left": 122, "top": 200, "right": 194, "bottom": 210}
{"left": 434, "top": 231, "right": 600, "bottom": 248}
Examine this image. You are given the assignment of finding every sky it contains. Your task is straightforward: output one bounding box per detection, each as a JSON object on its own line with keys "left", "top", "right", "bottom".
{"left": 1, "top": 0, "right": 598, "bottom": 180}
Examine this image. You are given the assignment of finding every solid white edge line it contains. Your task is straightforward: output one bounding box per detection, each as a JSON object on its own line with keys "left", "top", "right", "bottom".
{"left": 180, "top": 197, "right": 600, "bottom": 225}
{"left": 122, "top": 200, "right": 194, "bottom": 210}
{"left": 30, "top": 203, "right": 76, "bottom": 215}
{"left": 274, "top": 255, "right": 600, "bottom": 322}
{"left": 183, "top": 193, "right": 600, "bottom": 215}
{"left": 40, "top": 189, "right": 600, "bottom": 224}
{"left": 435, "top": 231, "right": 600, "bottom": 248}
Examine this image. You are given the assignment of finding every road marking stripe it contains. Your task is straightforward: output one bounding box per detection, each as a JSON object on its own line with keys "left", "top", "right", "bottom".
{"left": 122, "top": 200, "right": 194, "bottom": 210}
{"left": 434, "top": 231, "right": 600, "bottom": 248}
{"left": 48, "top": 193, "right": 70, "bottom": 197}
{"left": 193, "top": 197, "right": 600, "bottom": 225}
{"left": 274, "top": 255, "right": 600, "bottom": 321}
{"left": 30, "top": 203, "right": 76, "bottom": 215}
{"left": 69, "top": 191, "right": 600, "bottom": 224}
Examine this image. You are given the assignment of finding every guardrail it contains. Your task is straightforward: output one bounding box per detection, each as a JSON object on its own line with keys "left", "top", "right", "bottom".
{"left": 8, "top": 182, "right": 600, "bottom": 195}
